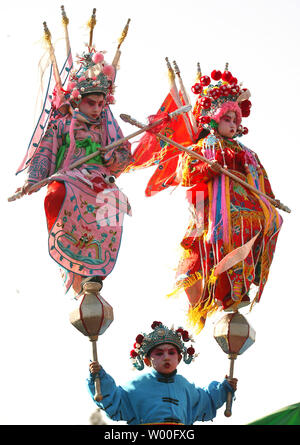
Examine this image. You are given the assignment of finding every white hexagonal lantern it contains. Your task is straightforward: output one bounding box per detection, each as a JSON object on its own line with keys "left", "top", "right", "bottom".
{"left": 69, "top": 282, "right": 114, "bottom": 402}
{"left": 213, "top": 311, "right": 256, "bottom": 418}
{"left": 214, "top": 312, "right": 256, "bottom": 356}
{"left": 70, "top": 282, "right": 114, "bottom": 340}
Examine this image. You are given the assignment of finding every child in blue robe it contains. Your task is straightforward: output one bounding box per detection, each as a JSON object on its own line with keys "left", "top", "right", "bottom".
{"left": 87, "top": 321, "right": 237, "bottom": 425}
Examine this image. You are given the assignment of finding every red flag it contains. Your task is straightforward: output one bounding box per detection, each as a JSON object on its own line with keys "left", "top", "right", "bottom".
{"left": 127, "top": 92, "right": 194, "bottom": 196}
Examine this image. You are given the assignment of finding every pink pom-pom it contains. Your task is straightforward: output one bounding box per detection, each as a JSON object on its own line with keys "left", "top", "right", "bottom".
{"left": 106, "top": 94, "right": 115, "bottom": 104}
{"left": 102, "top": 64, "right": 115, "bottom": 80}
{"left": 71, "top": 89, "right": 80, "bottom": 99}
{"left": 78, "top": 76, "right": 86, "bottom": 83}
{"left": 68, "top": 81, "right": 77, "bottom": 90}
{"left": 92, "top": 52, "right": 104, "bottom": 64}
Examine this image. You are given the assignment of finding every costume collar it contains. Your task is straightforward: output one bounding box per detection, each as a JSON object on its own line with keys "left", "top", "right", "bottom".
{"left": 69, "top": 105, "right": 101, "bottom": 125}
{"left": 152, "top": 369, "right": 177, "bottom": 379}
{"left": 222, "top": 135, "right": 237, "bottom": 143}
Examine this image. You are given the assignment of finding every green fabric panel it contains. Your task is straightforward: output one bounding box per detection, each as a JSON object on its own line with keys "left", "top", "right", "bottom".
{"left": 55, "top": 134, "right": 104, "bottom": 171}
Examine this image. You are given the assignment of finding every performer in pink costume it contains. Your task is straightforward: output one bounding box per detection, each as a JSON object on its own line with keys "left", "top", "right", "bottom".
{"left": 14, "top": 14, "right": 133, "bottom": 296}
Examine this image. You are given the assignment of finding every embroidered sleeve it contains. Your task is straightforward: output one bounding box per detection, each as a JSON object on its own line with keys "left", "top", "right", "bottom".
{"left": 181, "top": 142, "right": 222, "bottom": 186}
{"left": 27, "top": 121, "right": 60, "bottom": 184}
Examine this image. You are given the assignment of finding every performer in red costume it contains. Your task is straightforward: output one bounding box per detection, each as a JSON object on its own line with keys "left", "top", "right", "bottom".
{"left": 127, "top": 64, "right": 283, "bottom": 332}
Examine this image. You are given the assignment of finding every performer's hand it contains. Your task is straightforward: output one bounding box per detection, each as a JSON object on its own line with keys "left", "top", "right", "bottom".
{"left": 225, "top": 375, "right": 238, "bottom": 391}
{"left": 210, "top": 160, "right": 223, "bottom": 173}
{"left": 15, "top": 181, "right": 32, "bottom": 196}
{"left": 273, "top": 199, "right": 282, "bottom": 208}
{"left": 89, "top": 361, "right": 101, "bottom": 375}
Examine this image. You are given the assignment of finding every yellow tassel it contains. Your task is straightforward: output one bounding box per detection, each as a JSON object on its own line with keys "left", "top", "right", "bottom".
{"left": 61, "top": 5, "right": 69, "bottom": 26}
{"left": 166, "top": 271, "right": 203, "bottom": 299}
{"left": 187, "top": 298, "right": 219, "bottom": 334}
{"left": 249, "top": 298, "right": 256, "bottom": 311}
{"left": 206, "top": 267, "right": 218, "bottom": 313}
{"left": 42, "top": 22, "right": 62, "bottom": 91}
{"left": 87, "top": 8, "right": 97, "bottom": 47}
{"left": 87, "top": 8, "right": 97, "bottom": 30}
{"left": 42, "top": 21, "right": 52, "bottom": 46}
{"left": 246, "top": 172, "right": 255, "bottom": 186}
{"left": 258, "top": 172, "right": 280, "bottom": 233}
{"left": 165, "top": 57, "right": 175, "bottom": 83}
{"left": 249, "top": 292, "right": 260, "bottom": 311}
{"left": 187, "top": 305, "right": 206, "bottom": 334}
{"left": 166, "top": 264, "right": 218, "bottom": 334}
{"left": 246, "top": 171, "right": 272, "bottom": 235}
{"left": 118, "top": 19, "right": 131, "bottom": 49}
{"left": 173, "top": 267, "right": 218, "bottom": 335}
{"left": 208, "top": 267, "right": 217, "bottom": 286}
{"left": 196, "top": 62, "right": 202, "bottom": 81}
{"left": 181, "top": 156, "right": 192, "bottom": 186}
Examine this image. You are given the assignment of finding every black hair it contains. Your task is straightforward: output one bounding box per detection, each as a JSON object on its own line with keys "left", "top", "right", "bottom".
{"left": 196, "top": 127, "right": 210, "bottom": 142}
{"left": 81, "top": 92, "right": 106, "bottom": 98}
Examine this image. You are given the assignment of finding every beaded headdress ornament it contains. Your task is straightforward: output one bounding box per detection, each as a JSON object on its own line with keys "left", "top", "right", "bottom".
{"left": 191, "top": 63, "right": 252, "bottom": 137}
{"left": 41, "top": 7, "right": 130, "bottom": 112}
{"left": 130, "top": 321, "right": 197, "bottom": 371}
{"left": 16, "top": 7, "right": 130, "bottom": 175}
{"left": 66, "top": 49, "right": 114, "bottom": 104}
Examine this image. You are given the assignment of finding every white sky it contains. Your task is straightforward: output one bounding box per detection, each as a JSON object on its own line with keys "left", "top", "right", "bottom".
{"left": 0, "top": 0, "right": 300, "bottom": 425}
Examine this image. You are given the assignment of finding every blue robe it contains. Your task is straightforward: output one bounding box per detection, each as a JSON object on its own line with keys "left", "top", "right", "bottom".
{"left": 87, "top": 368, "right": 234, "bottom": 425}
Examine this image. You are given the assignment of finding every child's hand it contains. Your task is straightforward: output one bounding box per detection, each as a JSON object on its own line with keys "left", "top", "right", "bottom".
{"left": 225, "top": 375, "right": 238, "bottom": 391}
{"left": 210, "top": 160, "right": 223, "bottom": 173}
{"left": 15, "top": 181, "right": 31, "bottom": 196}
{"left": 89, "top": 361, "right": 101, "bottom": 374}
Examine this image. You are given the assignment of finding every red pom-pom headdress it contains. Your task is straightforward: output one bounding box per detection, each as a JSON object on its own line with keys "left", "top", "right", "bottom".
{"left": 191, "top": 63, "right": 251, "bottom": 137}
